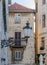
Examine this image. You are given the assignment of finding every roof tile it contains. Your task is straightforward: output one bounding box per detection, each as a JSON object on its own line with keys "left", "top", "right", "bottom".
{"left": 8, "top": 2, "right": 33, "bottom": 11}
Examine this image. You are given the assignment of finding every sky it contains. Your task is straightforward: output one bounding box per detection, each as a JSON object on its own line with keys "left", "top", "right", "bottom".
{"left": 12, "top": 0, "right": 35, "bottom": 9}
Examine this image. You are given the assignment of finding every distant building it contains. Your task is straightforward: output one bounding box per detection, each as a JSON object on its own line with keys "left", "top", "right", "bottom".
{"left": 8, "top": 2, "right": 35, "bottom": 65}
{"left": 35, "top": 0, "right": 47, "bottom": 64}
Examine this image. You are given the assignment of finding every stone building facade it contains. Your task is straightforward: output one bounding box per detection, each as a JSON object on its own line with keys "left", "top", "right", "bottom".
{"left": 8, "top": 2, "right": 35, "bottom": 65}
{"left": 35, "top": 0, "right": 47, "bottom": 64}
{"left": 0, "top": 0, "right": 35, "bottom": 65}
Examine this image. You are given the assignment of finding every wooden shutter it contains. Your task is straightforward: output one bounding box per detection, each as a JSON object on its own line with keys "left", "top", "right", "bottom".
{"left": 15, "top": 32, "right": 21, "bottom": 39}
{"left": 15, "top": 32, "right": 21, "bottom": 44}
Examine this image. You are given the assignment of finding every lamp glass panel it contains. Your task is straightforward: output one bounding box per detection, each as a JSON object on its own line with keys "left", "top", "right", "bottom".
{"left": 24, "top": 28, "right": 31, "bottom": 37}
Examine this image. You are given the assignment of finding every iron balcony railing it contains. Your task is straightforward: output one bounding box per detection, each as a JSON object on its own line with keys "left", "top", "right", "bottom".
{"left": 1, "top": 38, "right": 27, "bottom": 48}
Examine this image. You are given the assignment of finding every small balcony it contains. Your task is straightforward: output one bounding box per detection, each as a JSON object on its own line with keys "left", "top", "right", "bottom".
{"left": 9, "top": 38, "right": 27, "bottom": 48}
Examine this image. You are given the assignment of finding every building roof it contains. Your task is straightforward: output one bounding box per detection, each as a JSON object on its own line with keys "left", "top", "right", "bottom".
{"left": 8, "top": 2, "right": 35, "bottom": 13}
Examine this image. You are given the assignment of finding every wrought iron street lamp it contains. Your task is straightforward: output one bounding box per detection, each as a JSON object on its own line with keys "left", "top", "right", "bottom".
{"left": 23, "top": 21, "right": 32, "bottom": 38}
{"left": 1, "top": 21, "right": 32, "bottom": 48}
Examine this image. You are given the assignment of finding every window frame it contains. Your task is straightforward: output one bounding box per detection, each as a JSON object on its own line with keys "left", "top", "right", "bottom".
{"left": 15, "top": 14, "right": 21, "bottom": 24}
{"left": 42, "top": 15, "right": 46, "bottom": 28}
{"left": 15, "top": 51, "right": 22, "bottom": 60}
{"left": 41, "top": 37, "right": 45, "bottom": 50}
{"left": 42, "top": 0, "right": 46, "bottom": 5}
{"left": 15, "top": 32, "right": 21, "bottom": 45}
{"left": 8, "top": 0, "right": 11, "bottom": 4}
{"left": 15, "top": 32, "right": 21, "bottom": 39}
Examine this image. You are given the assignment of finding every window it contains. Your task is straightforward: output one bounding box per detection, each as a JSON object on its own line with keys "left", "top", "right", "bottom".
{"left": 42, "top": 15, "right": 46, "bottom": 28}
{"left": 12, "top": 50, "right": 23, "bottom": 62}
{"left": 15, "top": 32, "right": 21, "bottom": 44}
{"left": 42, "top": 0, "right": 46, "bottom": 4}
{"left": 15, "top": 14, "right": 21, "bottom": 24}
{"left": 15, "top": 51, "right": 22, "bottom": 60}
{"left": 8, "top": 0, "right": 11, "bottom": 4}
{"left": 40, "top": 37, "right": 45, "bottom": 50}
{"left": 36, "top": 3, "right": 38, "bottom": 12}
